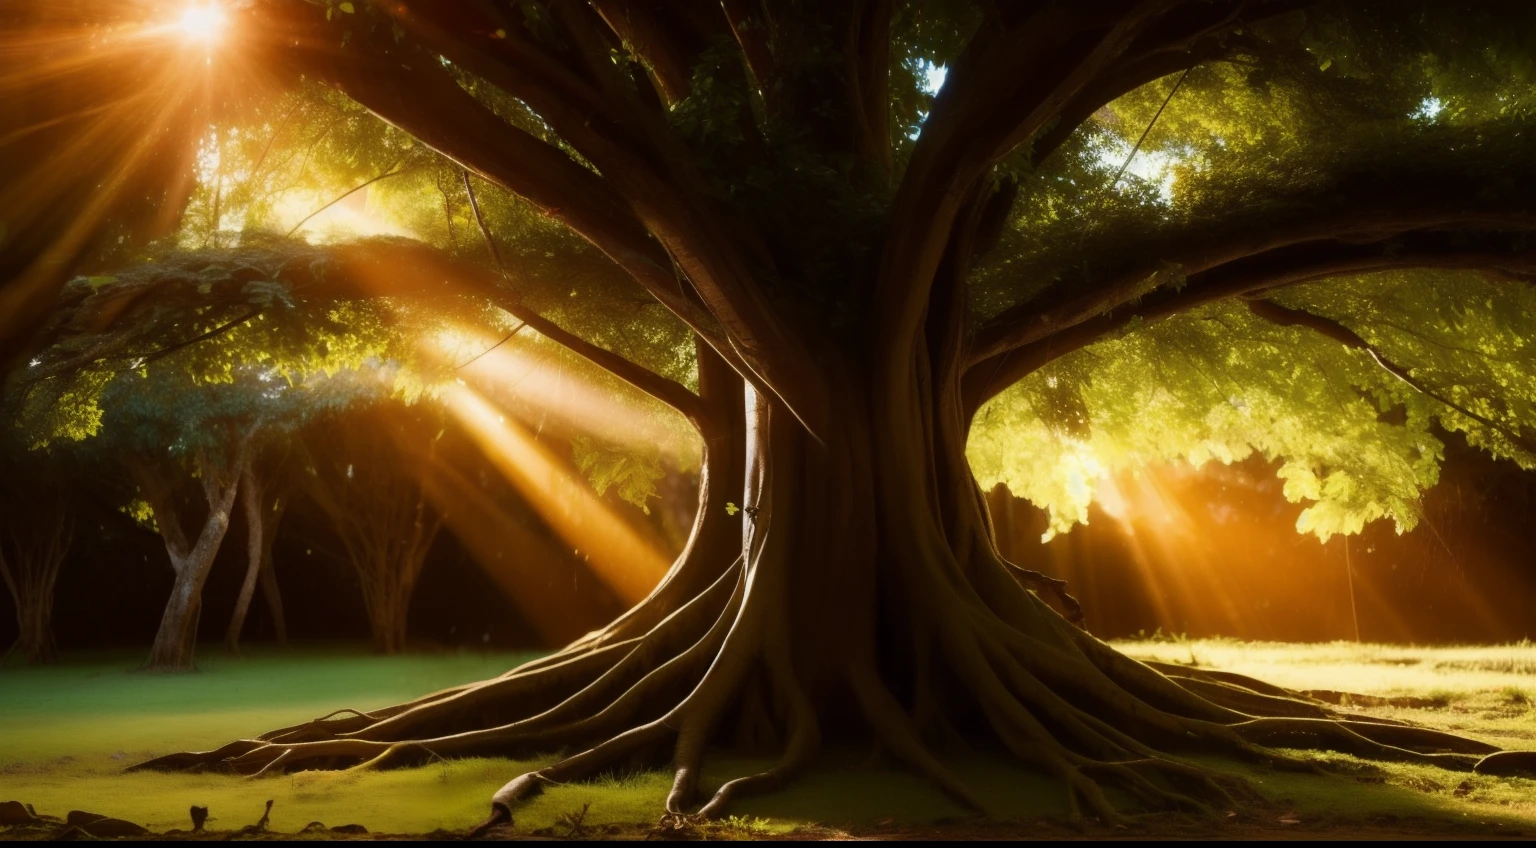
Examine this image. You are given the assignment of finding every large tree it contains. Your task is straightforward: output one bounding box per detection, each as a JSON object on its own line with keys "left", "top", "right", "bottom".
{"left": 67, "top": 0, "right": 1536, "bottom": 826}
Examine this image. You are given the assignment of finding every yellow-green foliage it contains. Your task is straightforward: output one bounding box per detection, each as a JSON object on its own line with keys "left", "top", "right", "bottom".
{"left": 571, "top": 434, "right": 668, "bottom": 513}
{"left": 969, "top": 269, "right": 1535, "bottom": 542}
{"left": 20, "top": 369, "right": 114, "bottom": 446}
{"left": 14, "top": 244, "right": 469, "bottom": 458}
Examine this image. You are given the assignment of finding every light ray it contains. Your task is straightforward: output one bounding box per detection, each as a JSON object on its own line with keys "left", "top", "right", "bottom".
{"left": 442, "top": 384, "right": 671, "bottom": 606}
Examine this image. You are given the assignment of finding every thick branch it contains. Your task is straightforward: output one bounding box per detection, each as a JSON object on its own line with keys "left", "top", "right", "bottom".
{"left": 848, "top": 0, "right": 893, "bottom": 172}
{"left": 308, "top": 2, "right": 826, "bottom": 438}
{"left": 971, "top": 158, "right": 1536, "bottom": 369}
{"left": 963, "top": 234, "right": 1536, "bottom": 412}
{"left": 589, "top": 1, "right": 693, "bottom": 107}
{"left": 290, "top": 21, "right": 720, "bottom": 347}
{"left": 124, "top": 456, "right": 192, "bottom": 563}
{"left": 875, "top": 2, "right": 1181, "bottom": 364}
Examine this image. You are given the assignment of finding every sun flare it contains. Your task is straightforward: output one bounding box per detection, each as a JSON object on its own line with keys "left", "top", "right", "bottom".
{"left": 174, "top": 5, "right": 227, "bottom": 44}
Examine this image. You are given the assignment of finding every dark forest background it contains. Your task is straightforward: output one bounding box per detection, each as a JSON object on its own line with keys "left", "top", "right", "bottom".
{"left": 6, "top": 425, "right": 1531, "bottom": 654}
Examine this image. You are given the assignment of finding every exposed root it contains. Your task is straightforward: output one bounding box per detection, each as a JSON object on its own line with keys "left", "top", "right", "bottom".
{"left": 850, "top": 664, "right": 991, "bottom": 814}
{"left": 134, "top": 543, "right": 1505, "bottom": 833}
{"left": 1003, "top": 562, "right": 1085, "bottom": 626}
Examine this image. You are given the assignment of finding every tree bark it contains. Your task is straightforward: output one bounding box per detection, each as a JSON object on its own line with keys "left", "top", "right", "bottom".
{"left": 227, "top": 466, "right": 288, "bottom": 654}
{"left": 257, "top": 518, "right": 288, "bottom": 647}
{"left": 134, "top": 448, "right": 246, "bottom": 672}
{"left": 142, "top": 336, "right": 1501, "bottom": 820}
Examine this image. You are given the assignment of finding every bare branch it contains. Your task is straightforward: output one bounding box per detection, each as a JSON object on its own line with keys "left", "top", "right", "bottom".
{"left": 285, "top": 159, "right": 409, "bottom": 238}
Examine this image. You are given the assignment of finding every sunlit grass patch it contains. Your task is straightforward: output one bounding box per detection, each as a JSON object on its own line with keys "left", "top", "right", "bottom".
{"left": 1112, "top": 639, "right": 1536, "bottom": 707}
{"left": 3, "top": 641, "right": 1536, "bottom": 837}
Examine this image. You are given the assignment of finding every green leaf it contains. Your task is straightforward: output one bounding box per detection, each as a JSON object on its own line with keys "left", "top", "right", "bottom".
{"left": 725, "top": 502, "right": 739, "bottom": 516}
{"left": 339, "top": 2, "right": 355, "bottom": 12}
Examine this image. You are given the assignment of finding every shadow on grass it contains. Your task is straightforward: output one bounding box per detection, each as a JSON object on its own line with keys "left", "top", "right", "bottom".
{"left": 2, "top": 645, "right": 1535, "bottom": 838}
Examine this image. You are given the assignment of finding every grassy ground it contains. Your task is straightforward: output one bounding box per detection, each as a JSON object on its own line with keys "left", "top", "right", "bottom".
{"left": 1, "top": 640, "right": 1534, "bottom": 839}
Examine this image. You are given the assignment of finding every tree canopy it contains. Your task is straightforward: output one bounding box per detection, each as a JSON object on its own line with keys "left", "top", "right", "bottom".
{"left": 7, "top": 0, "right": 1536, "bottom": 828}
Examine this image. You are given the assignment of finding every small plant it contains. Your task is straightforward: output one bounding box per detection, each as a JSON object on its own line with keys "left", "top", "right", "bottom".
{"left": 554, "top": 802, "right": 591, "bottom": 837}
{"left": 722, "top": 815, "right": 772, "bottom": 836}
{"left": 1499, "top": 687, "right": 1529, "bottom": 706}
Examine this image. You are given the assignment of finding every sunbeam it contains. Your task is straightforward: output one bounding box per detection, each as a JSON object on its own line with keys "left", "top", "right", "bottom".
{"left": 442, "top": 383, "right": 671, "bottom": 606}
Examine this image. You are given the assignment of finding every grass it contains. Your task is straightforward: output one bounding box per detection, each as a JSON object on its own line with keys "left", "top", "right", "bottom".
{"left": 1, "top": 640, "right": 1535, "bottom": 838}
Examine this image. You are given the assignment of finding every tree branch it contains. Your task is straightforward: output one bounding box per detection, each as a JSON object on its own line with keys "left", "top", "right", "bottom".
{"left": 284, "top": 159, "right": 408, "bottom": 238}
{"left": 873, "top": 2, "right": 1174, "bottom": 364}
{"left": 876, "top": 2, "right": 1297, "bottom": 366}
{"left": 721, "top": 0, "right": 776, "bottom": 105}
{"left": 123, "top": 455, "right": 191, "bottom": 563}
{"left": 848, "top": 0, "right": 893, "bottom": 172}
{"left": 1245, "top": 299, "right": 1536, "bottom": 453}
{"left": 963, "top": 234, "right": 1536, "bottom": 413}
{"left": 970, "top": 154, "right": 1536, "bottom": 369}
{"left": 295, "top": 3, "right": 825, "bottom": 435}
{"left": 589, "top": 0, "right": 694, "bottom": 107}
{"left": 458, "top": 172, "right": 708, "bottom": 428}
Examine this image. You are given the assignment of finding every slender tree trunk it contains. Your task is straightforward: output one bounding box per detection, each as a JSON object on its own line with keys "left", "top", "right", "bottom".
{"left": 258, "top": 522, "right": 288, "bottom": 647}
{"left": 364, "top": 564, "right": 413, "bottom": 655}
{"left": 352, "top": 491, "right": 440, "bottom": 655}
{"left": 227, "top": 469, "right": 288, "bottom": 652}
{"left": 135, "top": 450, "right": 246, "bottom": 672}
{"left": 227, "top": 466, "right": 266, "bottom": 655}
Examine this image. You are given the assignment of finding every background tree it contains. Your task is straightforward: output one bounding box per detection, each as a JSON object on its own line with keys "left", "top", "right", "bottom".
{"left": 227, "top": 446, "right": 293, "bottom": 654}
{"left": 297, "top": 403, "right": 447, "bottom": 655}
{"left": 0, "top": 440, "right": 74, "bottom": 664}
{"left": 16, "top": 243, "right": 451, "bottom": 669}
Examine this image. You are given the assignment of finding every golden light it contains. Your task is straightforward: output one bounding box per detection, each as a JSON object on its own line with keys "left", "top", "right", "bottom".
{"left": 442, "top": 384, "right": 672, "bottom": 605}
{"left": 174, "top": 5, "right": 228, "bottom": 45}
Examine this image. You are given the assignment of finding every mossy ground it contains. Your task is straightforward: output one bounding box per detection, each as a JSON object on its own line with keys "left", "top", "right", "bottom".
{"left": 1, "top": 640, "right": 1534, "bottom": 839}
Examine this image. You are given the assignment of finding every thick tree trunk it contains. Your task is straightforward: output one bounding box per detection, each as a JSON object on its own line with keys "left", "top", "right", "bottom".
{"left": 141, "top": 346, "right": 1498, "bottom": 823}
{"left": 146, "top": 566, "right": 209, "bottom": 671}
